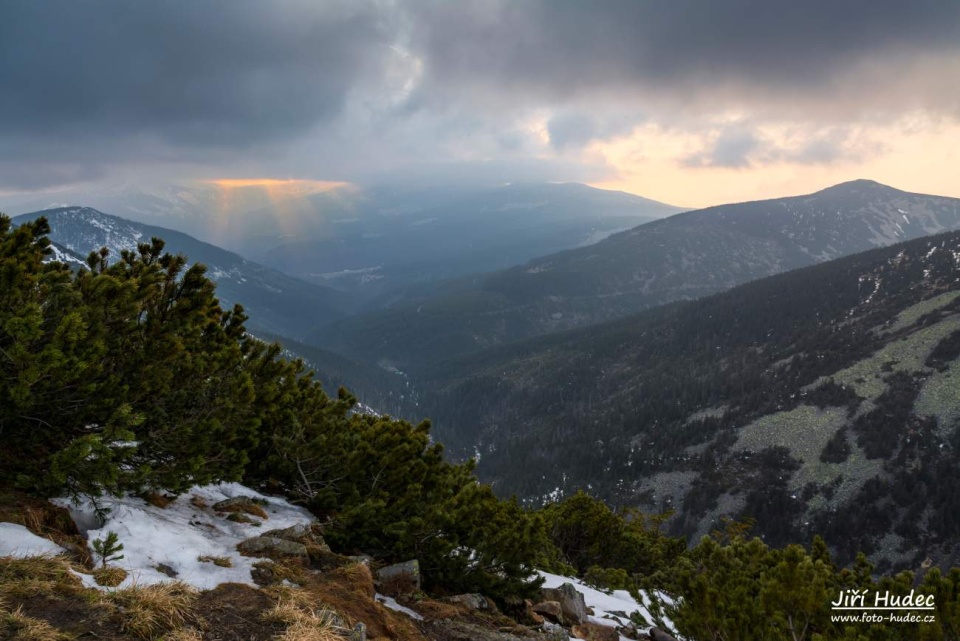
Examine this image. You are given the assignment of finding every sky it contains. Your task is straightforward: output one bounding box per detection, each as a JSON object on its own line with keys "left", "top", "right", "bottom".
{"left": 1, "top": 0, "right": 959, "bottom": 208}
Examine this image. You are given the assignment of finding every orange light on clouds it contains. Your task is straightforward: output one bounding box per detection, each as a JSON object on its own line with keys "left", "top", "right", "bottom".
{"left": 585, "top": 114, "right": 960, "bottom": 209}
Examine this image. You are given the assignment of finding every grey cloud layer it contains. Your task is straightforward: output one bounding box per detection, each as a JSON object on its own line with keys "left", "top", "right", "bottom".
{"left": 1, "top": 0, "right": 958, "bottom": 190}
{"left": 0, "top": 0, "right": 387, "bottom": 146}
{"left": 410, "top": 0, "right": 960, "bottom": 99}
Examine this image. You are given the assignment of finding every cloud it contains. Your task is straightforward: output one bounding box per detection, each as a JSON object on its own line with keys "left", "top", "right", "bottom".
{"left": 0, "top": 1, "right": 390, "bottom": 148}
{"left": 681, "top": 123, "right": 889, "bottom": 170}
{"left": 683, "top": 126, "right": 761, "bottom": 168}
{"left": 407, "top": 0, "right": 960, "bottom": 114}
{"left": 1, "top": 1, "right": 959, "bottom": 195}
{"left": 547, "top": 111, "right": 645, "bottom": 151}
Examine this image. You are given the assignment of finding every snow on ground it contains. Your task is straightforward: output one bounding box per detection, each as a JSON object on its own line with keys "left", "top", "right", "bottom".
{"left": 0, "top": 522, "right": 67, "bottom": 557}
{"left": 375, "top": 594, "right": 424, "bottom": 620}
{"left": 52, "top": 483, "right": 316, "bottom": 590}
{"left": 537, "top": 570, "right": 676, "bottom": 638}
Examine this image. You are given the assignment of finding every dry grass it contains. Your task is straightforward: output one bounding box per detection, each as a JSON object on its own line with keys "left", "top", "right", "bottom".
{"left": 104, "top": 581, "right": 197, "bottom": 639}
{"left": 261, "top": 588, "right": 344, "bottom": 641}
{"left": 0, "top": 555, "right": 83, "bottom": 600}
{"left": 160, "top": 627, "right": 204, "bottom": 641}
{"left": 0, "top": 603, "right": 70, "bottom": 641}
{"left": 216, "top": 503, "right": 269, "bottom": 520}
{"left": 252, "top": 561, "right": 306, "bottom": 587}
{"left": 189, "top": 496, "right": 208, "bottom": 509}
{"left": 144, "top": 493, "right": 175, "bottom": 509}
{"left": 197, "top": 556, "right": 232, "bottom": 568}
{"left": 0, "top": 493, "right": 89, "bottom": 567}
{"left": 379, "top": 572, "right": 416, "bottom": 597}
{"left": 93, "top": 566, "right": 128, "bottom": 587}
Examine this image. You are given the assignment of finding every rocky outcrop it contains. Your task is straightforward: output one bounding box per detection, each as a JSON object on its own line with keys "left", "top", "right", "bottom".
{"left": 376, "top": 559, "right": 420, "bottom": 595}
{"left": 532, "top": 601, "right": 563, "bottom": 623}
{"left": 421, "top": 620, "right": 530, "bottom": 641}
{"left": 570, "top": 622, "right": 618, "bottom": 641}
{"left": 648, "top": 628, "right": 679, "bottom": 641}
{"left": 540, "top": 583, "right": 587, "bottom": 626}
{"left": 261, "top": 523, "right": 331, "bottom": 552}
{"left": 237, "top": 536, "right": 307, "bottom": 557}
{"left": 213, "top": 496, "right": 268, "bottom": 520}
{"left": 444, "top": 593, "right": 491, "bottom": 610}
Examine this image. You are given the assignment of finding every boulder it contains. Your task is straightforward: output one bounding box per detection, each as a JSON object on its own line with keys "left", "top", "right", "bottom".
{"left": 541, "top": 583, "right": 588, "bottom": 625}
{"left": 649, "top": 628, "right": 679, "bottom": 641}
{"left": 532, "top": 600, "right": 563, "bottom": 623}
{"left": 214, "top": 496, "right": 269, "bottom": 519}
{"left": 522, "top": 599, "right": 544, "bottom": 625}
{"left": 237, "top": 536, "right": 308, "bottom": 557}
{"left": 571, "top": 622, "right": 618, "bottom": 641}
{"left": 541, "top": 622, "right": 570, "bottom": 641}
{"left": 260, "top": 523, "right": 310, "bottom": 540}
{"left": 444, "top": 593, "right": 489, "bottom": 610}
{"left": 260, "top": 524, "right": 330, "bottom": 551}
{"left": 375, "top": 559, "right": 420, "bottom": 595}
{"left": 422, "top": 620, "right": 529, "bottom": 641}
{"left": 349, "top": 622, "right": 367, "bottom": 641}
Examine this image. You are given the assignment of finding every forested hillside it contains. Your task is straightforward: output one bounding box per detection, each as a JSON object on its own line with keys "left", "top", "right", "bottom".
{"left": 419, "top": 229, "right": 960, "bottom": 572}
{"left": 308, "top": 180, "right": 960, "bottom": 370}
{"left": 4, "top": 212, "right": 959, "bottom": 640}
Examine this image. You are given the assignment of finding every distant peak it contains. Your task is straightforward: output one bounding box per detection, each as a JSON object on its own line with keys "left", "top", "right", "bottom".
{"left": 814, "top": 179, "right": 899, "bottom": 195}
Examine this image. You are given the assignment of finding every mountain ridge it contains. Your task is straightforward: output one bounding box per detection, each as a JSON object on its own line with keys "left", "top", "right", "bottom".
{"left": 12, "top": 206, "right": 354, "bottom": 339}
{"left": 306, "top": 179, "right": 960, "bottom": 369}
{"left": 414, "top": 228, "right": 960, "bottom": 572}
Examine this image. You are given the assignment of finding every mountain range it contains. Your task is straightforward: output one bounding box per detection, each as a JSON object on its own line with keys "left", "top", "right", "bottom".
{"left": 11, "top": 207, "right": 352, "bottom": 339}
{"left": 3, "top": 181, "right": 683, "bottom": 300}
{"left": 416, "top": 229, "right": 960, "bottom": 572}
{"left": 307, "top": 180, "right": 960, "bottom": 369}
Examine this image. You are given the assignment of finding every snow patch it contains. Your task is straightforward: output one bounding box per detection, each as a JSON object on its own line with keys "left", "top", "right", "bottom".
{"left": 0, "top": 523, "right": 67, "bottom": 557}
{"left": 537, "top": 571, "right": 676, "bottom": 637}
{"left": 376, "top": 594, "right": 424, "bottom": 620}
{"left": 52, "top": 483, "right": 315, "bottom": 590}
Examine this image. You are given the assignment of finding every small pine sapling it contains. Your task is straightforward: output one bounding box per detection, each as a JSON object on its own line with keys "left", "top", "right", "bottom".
{"left": 92, "top": 531, "right": 125, "bottom": 568}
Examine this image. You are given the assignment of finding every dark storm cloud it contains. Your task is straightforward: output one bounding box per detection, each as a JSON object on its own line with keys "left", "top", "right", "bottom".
{"left": 408, "top": 0, "right": 960, "bottom": 104}
{"left": 3, "top": 1, "right": 959, "bottom": 192}
{"left": 0, "top": 0, "right": 388, "bottom": 148}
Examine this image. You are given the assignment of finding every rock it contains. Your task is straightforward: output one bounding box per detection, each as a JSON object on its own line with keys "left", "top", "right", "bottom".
{"left": 541, "top": 583, "right": 588, "bottom": 625}
{"left": 571, "top": 622, "right": 619, "bottom": 641}
{"left": 541, "top": 622, "right": 570, "bottom": 641}
{"left": 422, "top": 620, "right": 529, "bottom": 641}
{"left": 532, "top": 600, "right": 563, "bottom": 623}
{"left": 348, "top": 554, "right": 373, "bottom": 566}
{"left": 649, "top": 628, "right": 679, "bottom": 641}
{"left": 214, "top": 496, "right": 257, "bottom": 511}
{"left": 585, "top": 606, "right": 595, "bottom": 615}
{"left": 237, "top": 536, "right": 308, "bottom": 557}
{"left": 618, "top": 626, "right": 640, "bottom": 640}
{"left": 260, "top": 524, "right": 330, "bottom": 552}
{"left": 349, "top": 622, "right": 367, "bottom": 641}
{"left": 260, "top": 523, "right": 310, "bottom": 540}
{"left": 444, "top": 593, "right": 489, "bottom": 610}
{"left": 522, "top": 599, "right": 544, "bottom": 625}
{"left": 214, "top": 496, "right": 269, "bottom": 519}
{"left": 375, "top": 559, "right": 420, "bottom": 595}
